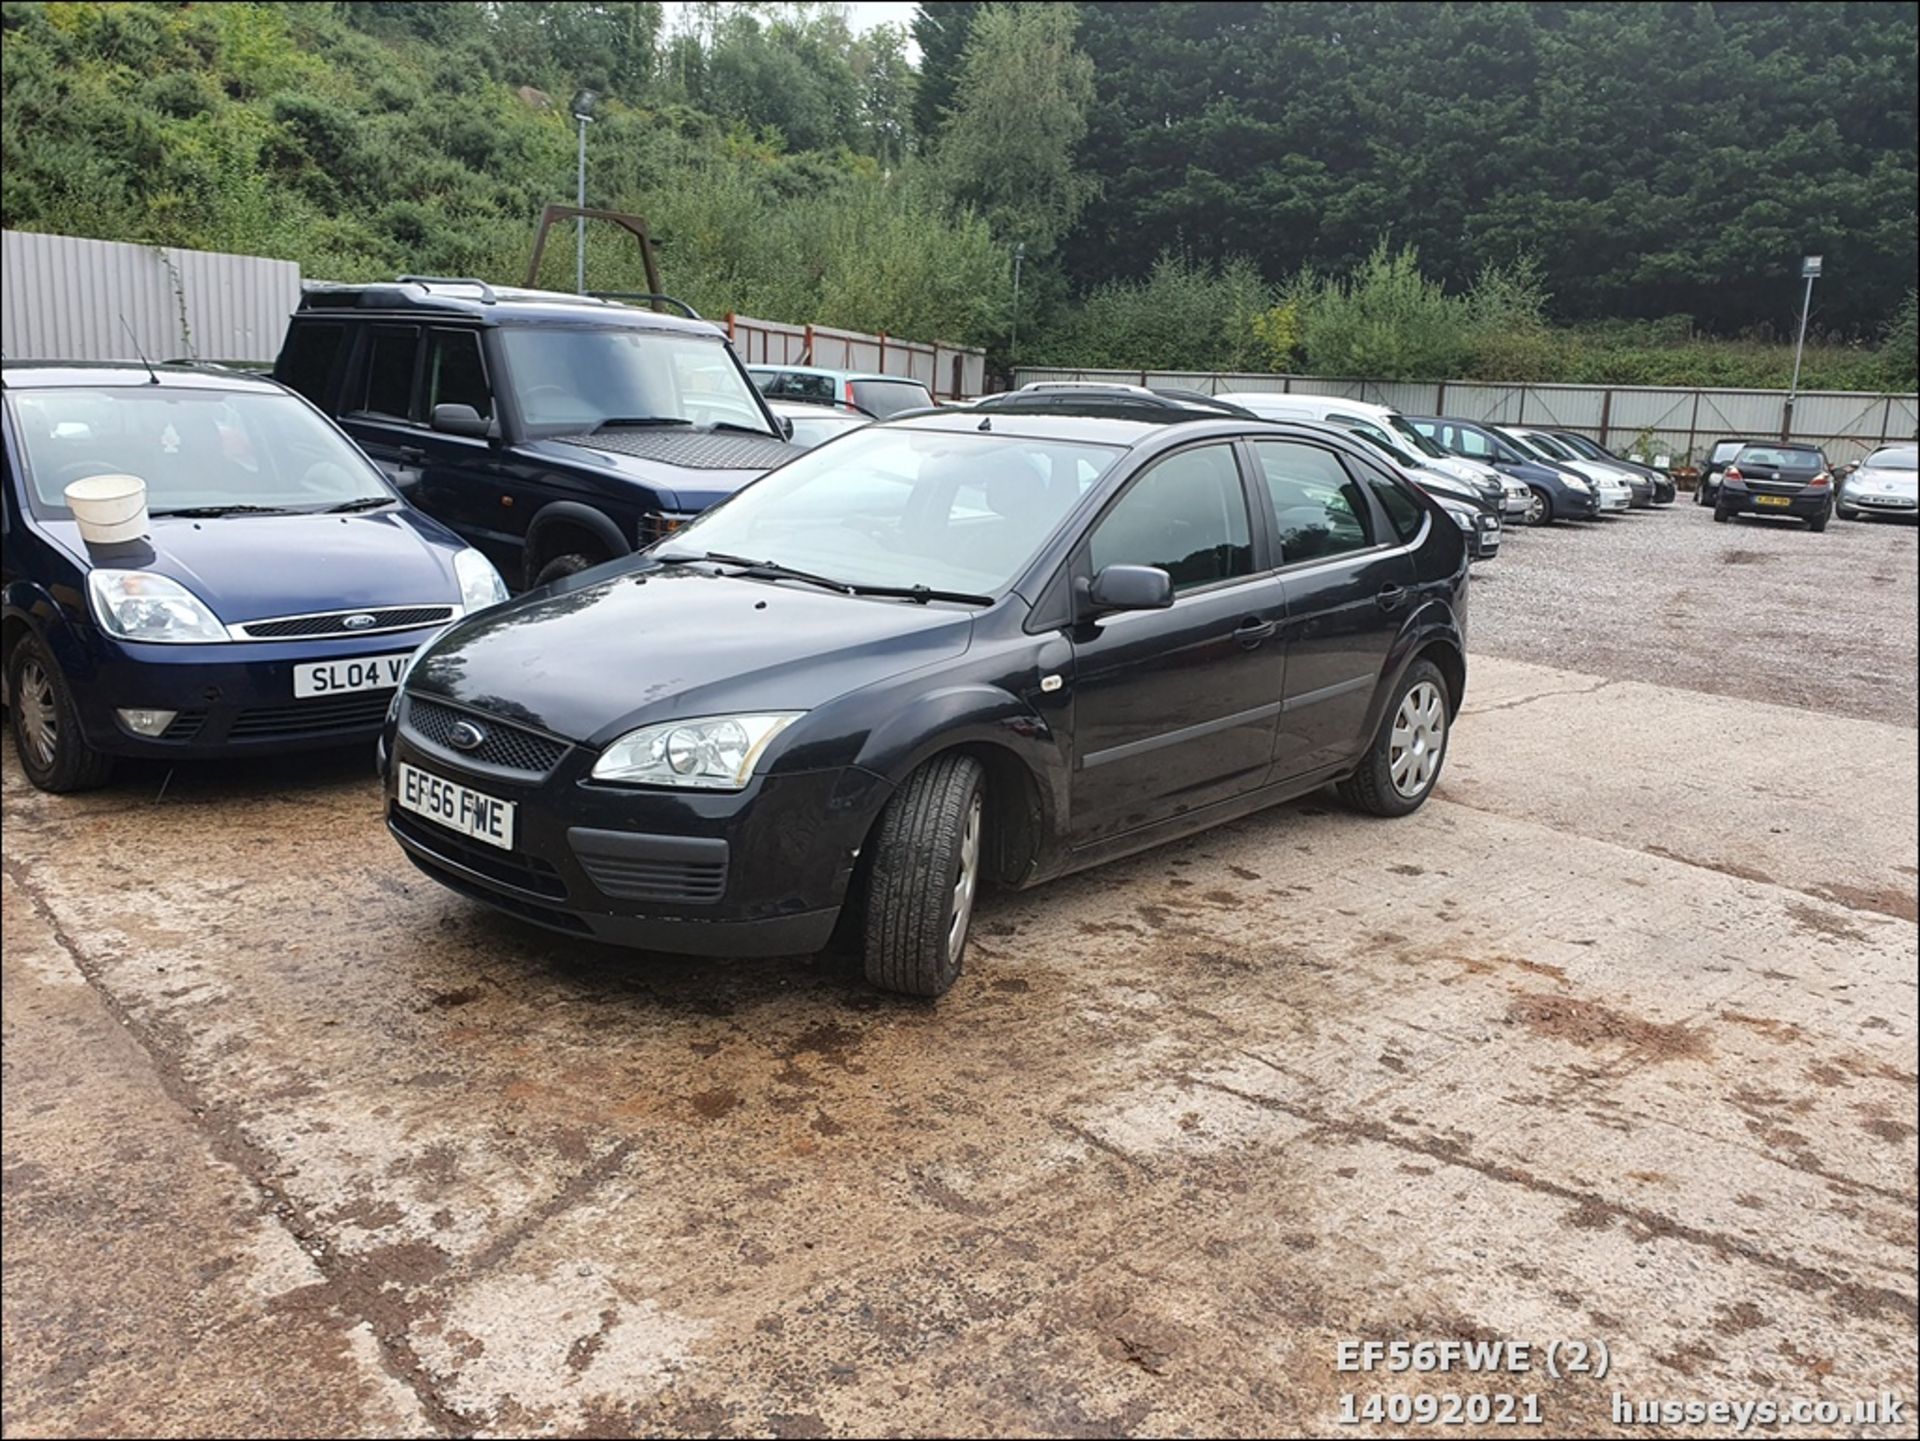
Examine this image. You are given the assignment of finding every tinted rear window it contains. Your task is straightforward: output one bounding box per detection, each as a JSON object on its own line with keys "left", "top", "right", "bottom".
{"left": 847, "top": 378, "right": 934, "bottom": 417}
{"left": 1736, "top": 447, "right": 1822, "bottom": 469}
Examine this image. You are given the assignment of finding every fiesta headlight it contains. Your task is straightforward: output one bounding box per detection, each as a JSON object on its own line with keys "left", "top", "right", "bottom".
{"left": 87, "top": 570, "right": 228, "bottom": 643}
{"left": 453, "top": 548, "right": 509, "bottom": 612}
{"left": 591, "top": 712, "right": 802, "bottom": 789}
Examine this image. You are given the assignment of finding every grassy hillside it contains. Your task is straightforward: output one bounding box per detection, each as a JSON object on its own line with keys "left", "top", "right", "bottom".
{"left": 0, "top": 1, "right": 1007, "bottom": 344}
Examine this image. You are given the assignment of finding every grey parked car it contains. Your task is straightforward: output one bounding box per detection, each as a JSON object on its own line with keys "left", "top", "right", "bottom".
{"left": 1836, "top": 444, "right": 1919, "bottom": 521}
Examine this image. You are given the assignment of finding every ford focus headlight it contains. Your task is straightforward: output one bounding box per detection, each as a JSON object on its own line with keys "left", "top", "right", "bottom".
{"left": 453, "top": 548, "right": 509, "bottom": 612}
{"left": 591, "top": 713, "right": 802, "bottom": 789}
{"left": 87, "top": 570, "right": 228, "bottom": 643}
{"left": 1448, "top": 508, "right": 1474, "bottom": 531}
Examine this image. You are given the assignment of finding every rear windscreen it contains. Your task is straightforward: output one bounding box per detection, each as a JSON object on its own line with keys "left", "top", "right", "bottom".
{"left": 1736, "top": 447, "right": 1821, "bottom": 469}
{"left": 848, "top": 379, "right": 934, "bottom": 417}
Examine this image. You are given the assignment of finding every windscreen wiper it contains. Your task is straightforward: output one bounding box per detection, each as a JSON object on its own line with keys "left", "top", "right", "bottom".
{"left": 655, "top": 551, "right": 854, "bottom": 595}
{"left": 848, "top": 582, "right": 994, "bottom": 606}
{"left": 322, "top": 496, "right": 396, "bottom": 513}
{"left": 152, "top": 504, "right": 296, "bottom": 517}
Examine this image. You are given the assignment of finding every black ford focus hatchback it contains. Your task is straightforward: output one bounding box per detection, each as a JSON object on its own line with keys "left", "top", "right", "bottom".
{"left": 380, "top": 401, "right": 1469, "bottom": 997}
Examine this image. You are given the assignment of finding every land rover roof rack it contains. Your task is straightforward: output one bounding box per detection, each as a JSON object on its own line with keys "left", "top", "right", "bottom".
{"left": 589, "top": 291, "right": 702, "bottom": 320}
{"left": 396, "top": 275, "right": 498, "bottom": 303}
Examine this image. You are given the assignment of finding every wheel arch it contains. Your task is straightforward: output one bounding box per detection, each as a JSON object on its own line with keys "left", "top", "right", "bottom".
{"left": 523, "top": 501, "right": 630, "bottom": 585}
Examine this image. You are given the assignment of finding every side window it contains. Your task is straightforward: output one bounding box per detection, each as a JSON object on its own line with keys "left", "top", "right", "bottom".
{"left": 357, "top": 326, "right": 421, "bottom": 420}
{"left": 1251, "top": 441, "right": 1373, "bottom": 563}
{"left": 1452, "top": 426, "right": 1495, "bottom": 459}
{"left": 1363, "top": 467, "right": 1426, "bottom": 542}
{"left": 277, "top": 322, "right": 345, "bottom": 406}
{"left": 424, "top": 329, "right": 491, "bottom": 419}
{"left": 1089, "top": 444, "right": 1252, "bottom": 593}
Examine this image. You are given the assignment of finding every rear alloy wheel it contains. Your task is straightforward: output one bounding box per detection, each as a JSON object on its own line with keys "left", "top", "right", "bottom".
{"left": 1337, "top": 660, "right": 1449, "bottom": 819}
{"left": 862, "top": 753, "right": 986, "bottom": 997}
{"left": 7, "top": 635, "right": 113, "bottom": 794}
{"left": 1525, "top": 488, "right": 1550, "bottom": 525}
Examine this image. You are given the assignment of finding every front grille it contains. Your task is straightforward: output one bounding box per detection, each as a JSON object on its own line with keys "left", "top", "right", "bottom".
{"left": 237, "top": 605, "right": 455, "bottom": 639}
{"left": 403, "top": 696, "right": 569, "bottom": 775}
{"left": 390, "top": 810, "right": 568, "bottom": 899}
{"left": 161, "top": 711, "right": 207, "bottom": 741}
{"left": 577, "top": 852, "right": 728, "bottom": 904}
{"left": 228, "top": 691, "right": 392, "bottom": 738}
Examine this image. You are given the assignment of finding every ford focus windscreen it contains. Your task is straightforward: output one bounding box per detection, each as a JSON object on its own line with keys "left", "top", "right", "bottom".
{"left": 654, "top": 428, "right": 1123, "bottom": 595}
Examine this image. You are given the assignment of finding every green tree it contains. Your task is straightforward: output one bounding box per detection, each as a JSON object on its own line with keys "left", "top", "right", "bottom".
{"left": 909, "top": 1, "right": 983, "bottom": 141}
{"left": 935, "top": 2, "right": 1096, "bottom": 256}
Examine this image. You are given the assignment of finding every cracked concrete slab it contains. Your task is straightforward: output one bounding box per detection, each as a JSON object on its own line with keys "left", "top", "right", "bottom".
{"left": 2, "top": 630, "right": 1915, "bottom": 1436}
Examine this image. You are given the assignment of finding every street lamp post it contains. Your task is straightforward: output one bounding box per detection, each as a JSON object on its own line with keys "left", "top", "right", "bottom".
{"left": 1785, "top": 254, "right": 1821, "bottom": 440}
{"left": 1009, "top": 241, "right": 1025, "bottom": 378}
{"left": 570, "top": 90, "right": 599, "bottom": 295}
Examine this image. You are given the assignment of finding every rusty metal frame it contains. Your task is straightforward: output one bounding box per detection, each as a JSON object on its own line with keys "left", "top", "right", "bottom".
{"left": 524, "top": 204, "right": 663, "bottom": 305}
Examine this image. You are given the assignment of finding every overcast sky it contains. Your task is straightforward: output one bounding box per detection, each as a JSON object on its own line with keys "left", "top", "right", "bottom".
{"left": 659, "top": 2, "right": 923, "bottom": 59}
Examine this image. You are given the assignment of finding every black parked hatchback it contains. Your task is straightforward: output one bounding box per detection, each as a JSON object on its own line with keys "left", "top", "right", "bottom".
{"left": 380, "top": 405, "right": 1469, "bottom": 997}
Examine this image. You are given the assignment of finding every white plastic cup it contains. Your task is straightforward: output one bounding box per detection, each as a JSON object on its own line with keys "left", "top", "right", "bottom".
{"left": 65, "top": 473, "right": 150, "bottom": 545}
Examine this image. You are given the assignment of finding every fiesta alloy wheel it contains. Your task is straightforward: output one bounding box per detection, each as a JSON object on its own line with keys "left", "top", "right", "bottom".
{"left": 6, "top": 635, "right": 114, "bottom": 793}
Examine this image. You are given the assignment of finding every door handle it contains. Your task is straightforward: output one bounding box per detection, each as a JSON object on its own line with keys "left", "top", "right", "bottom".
{"left": 1375, "top": 584, "right": 1407, "bottom": 612}
{"left": 397, "top": 446, "right": 426, "bottom": 463}
{"left": 1233, "top": 617, "right": 1278, "bottom": 647}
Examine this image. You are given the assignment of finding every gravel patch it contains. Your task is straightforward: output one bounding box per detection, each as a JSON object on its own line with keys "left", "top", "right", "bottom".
{"left": 1471, "top": 501, "right": 1919, "bottom": 726}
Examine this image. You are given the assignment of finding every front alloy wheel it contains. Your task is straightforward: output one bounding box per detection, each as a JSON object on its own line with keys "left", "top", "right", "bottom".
{"left": 6, "top": 636, "right": 113, "bottom": 793}
{"left": 862, "top": 753, "right": 988, "bottom": 997}
{"left": 1525, "top": 488, "right": 1549, "bottom": 525}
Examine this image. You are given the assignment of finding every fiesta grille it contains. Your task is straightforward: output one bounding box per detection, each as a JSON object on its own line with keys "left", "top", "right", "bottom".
{"left": 402, "top": 696, "right": 569, "bottom": 775}
{"left": 227, "top": 692, "right": 392, "bottom": 738}
{"left": 235, "top": 605, "right": 456, "bottom": 639}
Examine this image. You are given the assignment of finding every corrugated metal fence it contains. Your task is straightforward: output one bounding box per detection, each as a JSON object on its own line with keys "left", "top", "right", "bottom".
{"left": 2, "top": 230, "right": 301, "bottom": 366}
{"left": 728, "top": 315, "right": 986, "bottom": 401}
{"left": 3, "top": 230, "right": 988, "bottom": 399}
{"left": 1014, "top": 367, "right": 1920, "bottom": 467}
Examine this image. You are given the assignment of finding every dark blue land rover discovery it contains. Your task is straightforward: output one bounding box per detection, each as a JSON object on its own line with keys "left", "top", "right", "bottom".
{"left": 273, "top": 278, "right": 801, "bottom": 590}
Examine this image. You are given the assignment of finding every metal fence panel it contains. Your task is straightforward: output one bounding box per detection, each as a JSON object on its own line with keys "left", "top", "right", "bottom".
{"left": 729, "top": 313, "right": 984, "bottom": 400}
{"left": 2, "top": 230, "right": 301, "bottom": 363}
{"left": 1013, "top": 366, "right": 1917, "bottom": 465}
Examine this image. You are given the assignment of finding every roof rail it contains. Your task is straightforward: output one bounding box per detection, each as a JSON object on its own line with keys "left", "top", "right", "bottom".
{"left": 396, "top": 275, "right": 498, "bottom": 304}
{"left": 589, "top": 291, "right": 702, "bottom": 320}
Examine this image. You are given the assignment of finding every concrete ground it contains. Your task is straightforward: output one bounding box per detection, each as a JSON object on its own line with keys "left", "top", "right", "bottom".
{"left": 3, "top": 507, "right": 1915, "bottom": 1437}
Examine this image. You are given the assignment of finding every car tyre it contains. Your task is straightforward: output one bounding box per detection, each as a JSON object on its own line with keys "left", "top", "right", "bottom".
{"left": 1807, "top": 507, "right": 1830, "bottom": 533}
{"left": 1712, "top": 498, "right": 1733, "bottom": 523}
{"left": 532, "top": 552, "right": 595, "bottom": 588}
{"left": 7, "top": 635, "right": 113, "bottom": 794}
{"left": 862, "top": 753, "right": 986, "bottom": 998}
{"left": 1336, "top": 660, "right": 1449, "bottom": 819}
{"left": 1836, "top": 505, "right": 1859, "bottom": 521}
{"left": 1525, "top": 488, "right": 1551, "bottom": 525}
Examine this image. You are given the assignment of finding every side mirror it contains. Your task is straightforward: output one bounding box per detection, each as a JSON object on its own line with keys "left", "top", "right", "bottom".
{"left": 1079, "top": 563, "right": 1173, "bottom": 618}
{"left": 777, "top": 415, "right": 795, "bottom": 441}
{"left": 431, "top": 403, "right": 491, "bottom": 439}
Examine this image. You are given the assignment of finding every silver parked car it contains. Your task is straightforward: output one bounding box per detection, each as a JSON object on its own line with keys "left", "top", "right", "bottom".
{"left": 1836, "top": 444, "right": 1918, "bottom": 521}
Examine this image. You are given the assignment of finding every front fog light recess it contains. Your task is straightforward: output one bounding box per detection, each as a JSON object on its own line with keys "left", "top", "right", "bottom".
{"left": 592, "top": 713, "right": 802, "bottom": 789}
{"left": 117, "top": 708, "right": 177, "bottom": 736}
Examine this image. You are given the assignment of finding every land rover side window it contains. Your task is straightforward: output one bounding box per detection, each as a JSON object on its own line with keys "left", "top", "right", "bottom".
{"left": 358, "top": 326, "right": 420, "bottom": 420}
{"left": 277, "top": 322, "right": 345, "bottom": 406}
{"left": 1089, "top": 444, "right": 1252, "bottom": 593}
{"left": 425, "top": 329, "right": 491, "bottom": 419}
{"left": 1252, "top": 440, "right": 1373, "bottom": 563}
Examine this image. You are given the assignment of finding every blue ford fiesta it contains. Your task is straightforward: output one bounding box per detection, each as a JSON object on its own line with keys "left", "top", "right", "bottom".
{"left": 1, "top": 362, "right": 507, "bottom": 791}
